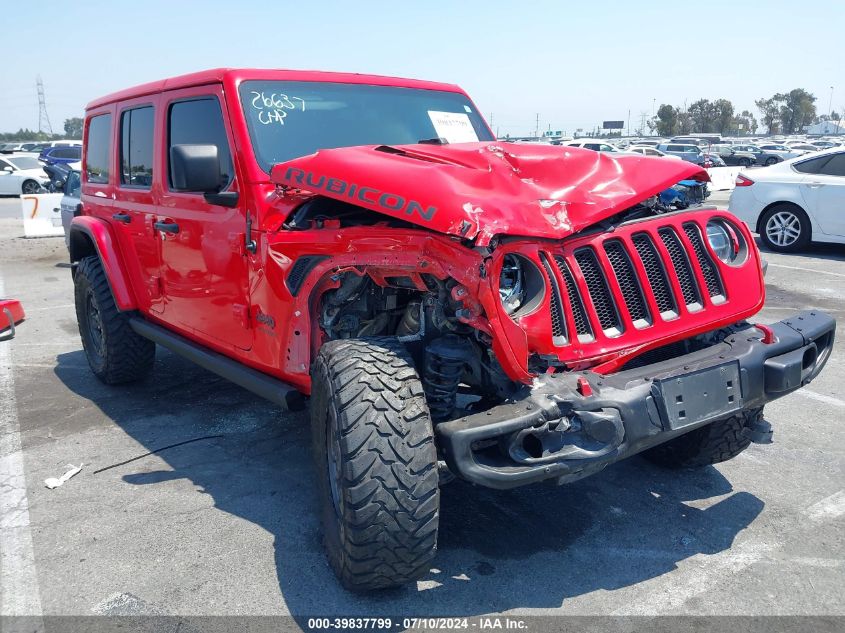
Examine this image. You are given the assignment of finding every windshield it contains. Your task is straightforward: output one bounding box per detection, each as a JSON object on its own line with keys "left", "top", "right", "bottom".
{"left": 7, "top": 156, "right": 41, "bottom": 170}
{"left": 239, "top": 80, "right": 494, "bottom": 173}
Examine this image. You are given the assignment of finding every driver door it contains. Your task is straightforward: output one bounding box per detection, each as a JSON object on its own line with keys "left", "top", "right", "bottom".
{"left": 156, "top": 87, "right": 252, "bottom": 351}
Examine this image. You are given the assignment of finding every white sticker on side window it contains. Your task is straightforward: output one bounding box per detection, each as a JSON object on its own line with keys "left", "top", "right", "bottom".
{"left": 427, "top": 111, "right": 479, "bottom": 143}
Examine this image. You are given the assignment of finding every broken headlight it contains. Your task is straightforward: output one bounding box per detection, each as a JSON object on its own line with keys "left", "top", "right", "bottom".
{"left": 499, "top": 254, "right": 525, "bottom": 314}
{"left": 499, "top": 254, "right": 544, "bottom": 316}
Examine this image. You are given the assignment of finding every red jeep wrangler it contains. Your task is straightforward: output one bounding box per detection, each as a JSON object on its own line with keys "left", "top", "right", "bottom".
{"left": 71, "top": 69, "right": 834, "bottom": 590}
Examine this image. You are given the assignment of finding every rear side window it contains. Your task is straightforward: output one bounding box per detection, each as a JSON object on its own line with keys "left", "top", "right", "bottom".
{"left": 85, "top": 114, "right": 112, "bottom": 184}
{"left": 819, "top": 153, "right": 845, "bottom": 177}
{"left": 120, "top": 106, "right": 154, "bottom": 188}
{"left": 54, "top": 147, "right": 80, "bottom": 159}
{"left": 167, "top": 98, "right": 232, "bottom": 190}
{"left": 794, "top": 155, "right": 831, "bottom": 174}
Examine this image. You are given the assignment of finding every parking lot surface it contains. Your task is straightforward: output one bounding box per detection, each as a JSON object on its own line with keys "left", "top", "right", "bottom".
{"left": 1, "top": 193, "right": 843, "bottom": 622}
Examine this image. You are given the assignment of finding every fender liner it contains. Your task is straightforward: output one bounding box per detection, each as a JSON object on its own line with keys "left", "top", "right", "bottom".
{"left": 68, "top": 216, "right": 138, "bottom": 312}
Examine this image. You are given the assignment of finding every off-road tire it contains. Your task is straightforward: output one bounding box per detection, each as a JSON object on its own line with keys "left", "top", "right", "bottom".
{"left": 74, "top": 255, "right": 155, "bottom": 384}
{"left": 642, "top": 408, "right": 762, "bottom": 469}
{"left": 310, "top": 337, "right": 439, "bottom": 591}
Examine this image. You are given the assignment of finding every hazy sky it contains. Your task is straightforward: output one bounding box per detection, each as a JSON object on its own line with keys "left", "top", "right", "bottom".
{"left": 2, "top": 0, "right": 842, "bottom": 137}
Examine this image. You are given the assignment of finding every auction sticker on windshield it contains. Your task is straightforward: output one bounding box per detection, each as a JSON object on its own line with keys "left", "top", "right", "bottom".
{"left": 428, "top": 111, "right": 479, "bottom": 143}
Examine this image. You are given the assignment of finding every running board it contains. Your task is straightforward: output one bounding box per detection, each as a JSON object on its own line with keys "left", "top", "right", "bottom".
{"left": 129, "top": 318, "right": 306, "bottom": 411}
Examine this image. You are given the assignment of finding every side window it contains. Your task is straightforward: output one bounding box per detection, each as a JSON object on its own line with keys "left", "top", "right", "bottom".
{"left": 167, "top": 98, "right": 233, "bottom": 190}
{"left": 85, "top": 114, "right": 112, "bottom": 184}
{"left": 818, "top": 153, "right": 845, "bottom": 177}
{"left": 67, "top": 171, "right": 82, "bottom": 197}
{"left": 120, "top": 106, "right": 154, "bottom": 188}
{"left": 794, "top": 155, "right": 832, "bottom": 174}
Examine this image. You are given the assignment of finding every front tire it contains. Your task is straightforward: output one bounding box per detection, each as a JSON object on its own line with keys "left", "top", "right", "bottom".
{"left": 759, "top": 204, "right": 811, "bottom": 252}
{"left": 739, "top": 158, "right": 751, "bottom": 167}
{"left": 74, "top": 256, "right": 155, "bottom": 384}
{"left": 311, "top": 338, "right": 439, "bottom": 591}
{"left": 765, "top": 156, "right": 778, "bottom": 166}
{"left": 642, "top": 409, "right": 762, "bottom": 468}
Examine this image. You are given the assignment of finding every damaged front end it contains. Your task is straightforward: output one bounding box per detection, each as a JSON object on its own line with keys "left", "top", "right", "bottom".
{"left": 264, "top": 142, "right": 835, "bottom": 489}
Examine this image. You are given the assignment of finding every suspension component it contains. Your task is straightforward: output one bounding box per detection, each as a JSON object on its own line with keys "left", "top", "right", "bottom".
{"left": 423, "top": 335, "right": 473, "bottom": 422}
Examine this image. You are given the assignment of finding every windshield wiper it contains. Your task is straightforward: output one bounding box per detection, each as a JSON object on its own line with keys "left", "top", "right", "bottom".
{"left": 417, "top": 137, "right": 449, "bottom": 145}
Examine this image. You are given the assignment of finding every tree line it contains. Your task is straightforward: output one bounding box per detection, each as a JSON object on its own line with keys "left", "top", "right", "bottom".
{"left": 0, "top": 117, "right": 83, "bottom": 142}
{"left": 649, "top": 89, "right": 839, "bottom": 137}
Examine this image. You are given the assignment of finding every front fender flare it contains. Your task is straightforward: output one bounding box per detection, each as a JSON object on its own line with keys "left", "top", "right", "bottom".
{"left": 69, "top": 216, "right": 138, "bottom": 312}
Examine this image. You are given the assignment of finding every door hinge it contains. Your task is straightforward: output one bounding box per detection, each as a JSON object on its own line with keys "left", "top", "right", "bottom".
{"left": 233, "top": 304, "right": 250, "bottom": 329}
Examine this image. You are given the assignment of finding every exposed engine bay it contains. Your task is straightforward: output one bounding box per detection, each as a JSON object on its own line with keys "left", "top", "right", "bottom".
{"left": 311, "top": 192, "right": 742, "bottom": 424}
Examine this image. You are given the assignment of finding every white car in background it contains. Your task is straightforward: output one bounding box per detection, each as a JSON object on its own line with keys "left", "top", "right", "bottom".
{"left": 627, "top": 145, "right": 683, "bottom": 160}
{"left": 559, "top": 139, "right": 621, "bottom": 152}
{"left": 756, "top": 143, "right": 808, "bottom": 161}
{"left": 728, "top": 148, "right": 845, "bottom": 252}
{"left": 0, "top": 154, "right": 49, "bottom": 195}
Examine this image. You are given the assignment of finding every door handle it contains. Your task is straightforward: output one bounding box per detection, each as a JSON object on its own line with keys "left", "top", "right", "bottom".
{"left": 154, "top": 221, "right": 179, "bottom": 234}
{"left": 112, "top": 212, "right": 131, "bottom": 224}
{"left": 806, "top": 181, "right": 824, "bottom": 188}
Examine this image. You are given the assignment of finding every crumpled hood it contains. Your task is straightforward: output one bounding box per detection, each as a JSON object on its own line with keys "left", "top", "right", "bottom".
{"left": 270, "top": 142, "right": 708, "bottom": 244}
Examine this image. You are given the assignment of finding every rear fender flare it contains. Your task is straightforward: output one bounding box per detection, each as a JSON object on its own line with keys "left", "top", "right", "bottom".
{"left": 68, "top": 216, "right": 137, "bottom": 312}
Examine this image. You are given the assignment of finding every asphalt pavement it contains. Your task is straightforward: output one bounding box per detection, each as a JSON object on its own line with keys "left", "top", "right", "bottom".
{"left": 0, "top": 194, "right": 842, "bottom": 625}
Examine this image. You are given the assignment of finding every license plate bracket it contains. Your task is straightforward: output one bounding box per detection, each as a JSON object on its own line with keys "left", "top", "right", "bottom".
{"left": 656, "top": 362, "right": 742, "bottom": 430}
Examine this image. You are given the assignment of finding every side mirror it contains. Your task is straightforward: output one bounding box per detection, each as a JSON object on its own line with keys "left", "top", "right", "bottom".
{"left": 1, "top": 166, "right": 12, "bottom": 174}
{"left": 170, "top": 144, "right": 220, "bottom": 192}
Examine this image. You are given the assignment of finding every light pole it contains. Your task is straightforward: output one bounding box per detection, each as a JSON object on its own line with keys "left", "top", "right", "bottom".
{"left": 829, "top": 86, "right": 834, "bottom": 118}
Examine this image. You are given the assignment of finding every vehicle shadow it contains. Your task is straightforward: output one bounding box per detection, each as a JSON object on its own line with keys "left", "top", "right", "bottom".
{"left": 55, "top": 348, "right": 764, "bottom": 619}
{"left": 754, "top": 235, "right": 845, "bottom": 262}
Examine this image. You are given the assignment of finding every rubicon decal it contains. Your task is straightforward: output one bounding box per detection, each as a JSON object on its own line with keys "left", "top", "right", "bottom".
{"left": 281, "top": 168, "right": 437, "bottom": 221}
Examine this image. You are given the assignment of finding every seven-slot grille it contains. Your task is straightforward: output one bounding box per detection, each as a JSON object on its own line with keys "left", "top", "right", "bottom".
{"left": 541, "top": 223, "right": 727, "bottom": 344}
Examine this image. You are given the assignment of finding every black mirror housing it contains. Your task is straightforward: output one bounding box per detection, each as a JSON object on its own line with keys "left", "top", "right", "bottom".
{"left": 170, "top": 144, "right": 220, "bottom": 192}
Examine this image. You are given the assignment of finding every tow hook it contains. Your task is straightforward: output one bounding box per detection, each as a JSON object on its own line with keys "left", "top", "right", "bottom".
{"left": 749, "top": 417, "right": 773, "bottom": 444}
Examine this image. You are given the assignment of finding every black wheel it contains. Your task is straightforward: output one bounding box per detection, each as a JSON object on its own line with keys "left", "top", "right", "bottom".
{"left": 643, "top": 409, "right": 762, "bottom": 469}
{"left": 759, "top": 204, "right": 811, "bottom": 252}
{"left": 21, "top": 179, "right": 40, "bottom": 194}
{"left": 739, "top": 158, "right": 751, "bottom": 167}
{"left": 311, "top": 337, "right": 439, "bottom": 591}
{"left": 765, "top": 156, "right": 778, "bottom": 166}
{"left": 74, "top": 256, "right": 155, "bottom": 384}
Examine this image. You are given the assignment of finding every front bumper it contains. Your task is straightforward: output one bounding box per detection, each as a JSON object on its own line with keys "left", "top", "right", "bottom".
{"left": 436, "top": 311, "right": 835, "bottom": 489}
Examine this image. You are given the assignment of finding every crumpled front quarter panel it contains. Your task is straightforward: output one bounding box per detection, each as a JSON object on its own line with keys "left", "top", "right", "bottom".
{"left": 270, "top": 143, "right": 708, "bottom": 243}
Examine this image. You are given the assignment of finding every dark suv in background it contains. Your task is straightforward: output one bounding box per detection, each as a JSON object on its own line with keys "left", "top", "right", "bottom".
{"left": 38, "top": 145, "right": 82, "bottom": 166}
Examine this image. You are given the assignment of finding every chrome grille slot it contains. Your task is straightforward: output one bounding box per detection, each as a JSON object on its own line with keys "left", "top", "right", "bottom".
{"left": 573, "top": 248, "right": 622, "bottom": 336}
{"left": 539, "top": 253, "right": 567, "bottom": 345}
{"left": 631, "top": 233, "right": 677, "bottom": 317}
{"left": 553, "top": 255, "right": 593, "bottom": 341}
{"left": 658, "top": 228, "right": 702, "bottom": 309}
{"left": 683, "top": 223, "right": 724, "bottom": 300}
{"left": 604, "top": 240, "right": 650, "bottom": 328}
